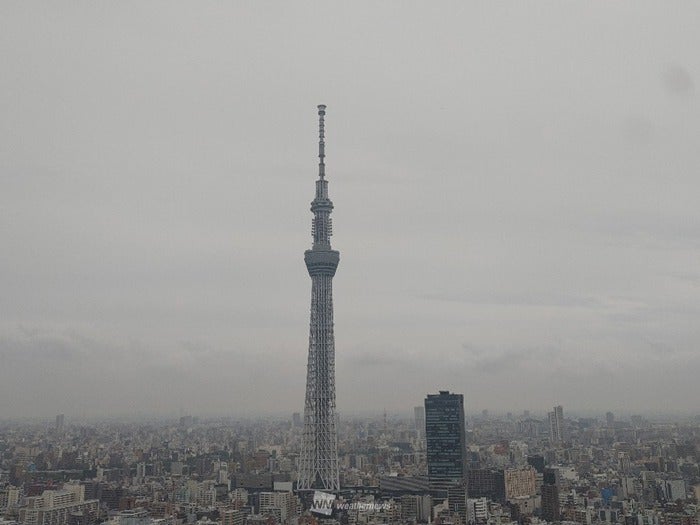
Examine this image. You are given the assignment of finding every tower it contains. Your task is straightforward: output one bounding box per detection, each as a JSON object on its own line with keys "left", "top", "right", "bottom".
{"left": 297, "top": 105, "right": 340, "bottom": 492}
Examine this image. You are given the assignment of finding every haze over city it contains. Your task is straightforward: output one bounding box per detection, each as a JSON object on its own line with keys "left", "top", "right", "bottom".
{"left": 1, "top": 2, "right": 699, "bottom": 418}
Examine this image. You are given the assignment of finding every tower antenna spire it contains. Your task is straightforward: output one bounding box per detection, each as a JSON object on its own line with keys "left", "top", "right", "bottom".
{"left": 317, "top": 104, "right": 326, "bottom": 179}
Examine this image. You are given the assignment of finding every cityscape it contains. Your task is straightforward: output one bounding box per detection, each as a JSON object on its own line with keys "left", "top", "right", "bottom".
{"left": 1, "top": 404, "right": 699, "bottom": 525}
{"left": 1, "top": 4, "right": 699, "bottom": 525}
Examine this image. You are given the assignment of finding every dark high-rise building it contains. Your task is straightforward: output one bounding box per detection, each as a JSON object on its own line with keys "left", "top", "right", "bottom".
{"left": 297, "top": 105, "right": 340, "bottom": 492}
{"left": 425, "top": 391, "right": 467, "bottom": 493}
{"left": 466, "top": 469, "right": 505, "bottom": 502}
{"left": 527, "top": 454, "right": 545, "bottom": 474}
{"left": 541, "top": 468, "right": 560, "bottom": 522}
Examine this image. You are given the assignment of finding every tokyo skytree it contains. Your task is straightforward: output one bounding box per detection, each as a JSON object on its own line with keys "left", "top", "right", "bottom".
{"left": 297, "top": 105, "right": 340, "bottom": 492}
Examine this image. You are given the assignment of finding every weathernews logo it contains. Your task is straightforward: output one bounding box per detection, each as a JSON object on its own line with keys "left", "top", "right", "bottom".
{"left": 311, "top": 491, "right": 336, "bottom": 516}
{"left": 310, "top": 491, "right": 392, "bottom": 516}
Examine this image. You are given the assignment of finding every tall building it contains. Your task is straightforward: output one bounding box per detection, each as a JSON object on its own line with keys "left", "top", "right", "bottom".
{"left": 0, "top": 487, "right": 20, "bottom": 510}
{"left": 526, "top": 455, "right": 545, "bottom": 474}
{"left": 541, "top": 468, "right": 560, "bottom": 522}
{"left": 400, "top": 494, "right": 432, "bottom": 523}
{"left": 258, "top": 491, "right": 295, "bottom": 522}
{"left": 504, "top": 468, "right": 537, "bottom": 500}
{"left": 425, "top": 391, "right": 467, "bottom": 493}
{"left": 548, "top": 405, "right": 564, "bottom": 444}
{"left": 466, "top": 469, "right": 505, "bottom": 502}
{"left": 135, "top": 462, "right": 146, "bottom": 480}
{"left": 606, "top": 411, "right": 615, "bottom": 427}
{"left": 467, "top": 497, "right": 488, "bottom": 524}
{"left": 661, "top": 479, "right": 687, "bottom": 502}
{"left": 221, "top": 509, "right": 246, "bottom": 525}
{"left": 414, "top": 406, "right": 426, "bottom": 437}
{"left": 447, "top": 482, "right": 468, "bottom": 524}
{"left": 55, "top": 414, "right": 64, "bottom": 432}
{"left": 297, "top": 105, "right": 341, "bottom": 492}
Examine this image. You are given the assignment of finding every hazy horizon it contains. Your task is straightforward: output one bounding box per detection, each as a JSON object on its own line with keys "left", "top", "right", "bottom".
{"left": 2, "top": 2, "right": 699, "bottom": 418}
{"left": 3, "top": 407, "right": 699, "bottom": 426}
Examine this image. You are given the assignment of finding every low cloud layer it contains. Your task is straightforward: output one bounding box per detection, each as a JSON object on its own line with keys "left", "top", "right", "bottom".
{"left": 1, "top": 2, "right": 699, "bottom": 418}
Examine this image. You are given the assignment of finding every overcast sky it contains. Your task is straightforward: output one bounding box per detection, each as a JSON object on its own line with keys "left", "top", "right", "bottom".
{"left": 1, "top": 2, "right": 699, "bottom": 419}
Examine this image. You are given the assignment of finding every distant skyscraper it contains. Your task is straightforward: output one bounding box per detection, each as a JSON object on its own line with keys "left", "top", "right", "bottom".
{"left": 55, "top": 414, "right": 64, "bottom": 432}
{"left": 425, "top": 391, "right": 467, "bottom": 493}
{"left": 606, "top": 411, "right": 615, "bottom": 427}
{"left": 548, "top": 405, "right": 564, "bottom": 444}
{"left": 297, "top": 105, "right": 340, "bottom": 492}
{"left": 414, "top": 406, "right": 425, "bottom": 437}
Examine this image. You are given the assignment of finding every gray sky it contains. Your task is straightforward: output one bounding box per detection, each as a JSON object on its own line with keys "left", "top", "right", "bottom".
{"left": 1, "top": 2, "right": 699, "bottom": 419}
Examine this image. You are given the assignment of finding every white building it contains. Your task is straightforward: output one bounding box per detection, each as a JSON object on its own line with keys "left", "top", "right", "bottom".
{"left": 0, "top": 487, "right": 20, "bottom": 510}
{"left": 19, "top": 484, "right": 99, "bottom": 525}
{"left": 467, "top": 497, "right": 488, "bottom": 524}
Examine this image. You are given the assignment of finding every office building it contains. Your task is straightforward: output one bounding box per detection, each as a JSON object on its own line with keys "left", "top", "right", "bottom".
{"left": 425, "top": 391, "right": 467, "bottom": 493}
{"left": 541, "top": 468, "right": 560, "bottom": 522}
{"left": 425, "top": 391, "right": 466, "bottom": 486}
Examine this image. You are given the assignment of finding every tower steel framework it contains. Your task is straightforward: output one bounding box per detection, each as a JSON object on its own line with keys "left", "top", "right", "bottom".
{"left": 297, "top": 105, "right": 340, "bottom": 492}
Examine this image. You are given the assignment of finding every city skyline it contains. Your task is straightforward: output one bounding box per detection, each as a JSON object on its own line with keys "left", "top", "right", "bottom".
{"left": 1, "top": 2, "right": 700, "bottom": 418}
{"left": 2, "top": 404, "right": 697, "bottom": 525}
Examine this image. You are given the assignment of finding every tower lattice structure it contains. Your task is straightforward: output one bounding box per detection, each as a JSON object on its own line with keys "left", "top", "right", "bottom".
{"left": 297, "top": 105, "right": 340, "bottom": 492}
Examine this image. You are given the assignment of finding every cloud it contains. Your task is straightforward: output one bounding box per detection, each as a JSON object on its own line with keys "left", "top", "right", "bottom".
{"left": 460, "top": 343, "right": 563, "bottom": 375}
{"left": 622, "top": 114, "right": 655, "bottom": 145}
{"left": 0, "top": 327, "right": 111, "bottom": 364}
{"left": 662, "top": 65, "right": 695, "bottom": 97}
{"left": 421, "top": 292, "right": 600, "bottom": 308}
{"left": 2, "top": 2, "right": 700, "bottom": 416}
{"left": 341, "top": 344, "right": 424, "bottom": 372}
{"left": 670, "top": 272, "right": 700, "bottom": 285}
